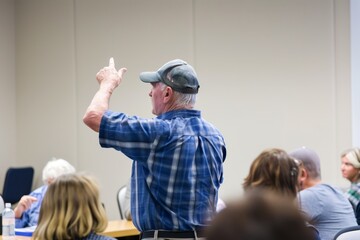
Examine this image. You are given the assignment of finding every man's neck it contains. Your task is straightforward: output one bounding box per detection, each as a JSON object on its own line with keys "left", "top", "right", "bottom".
{"left": 303, "top": 178, "right": 321, "bottom": 189}
{"left": 165, "top": 102, "right": 194, "bottom": 112}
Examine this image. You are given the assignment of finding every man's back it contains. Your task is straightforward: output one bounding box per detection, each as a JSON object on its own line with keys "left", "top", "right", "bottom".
{"left": 299, "top": 183, "right": 357, "bottom": 240}
{"left": 100, "top": 109, "right": 226, "bottom": 231}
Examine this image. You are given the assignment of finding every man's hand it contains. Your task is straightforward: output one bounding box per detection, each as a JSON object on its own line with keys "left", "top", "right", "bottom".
{"left": 83, "top": 58, "right": 127, "bottom": 132}
{"left": 96, "top": 57, "right": 127, "bottom": 92}
{"left": 14, "top": 195, "right": 37, "bottom": 218}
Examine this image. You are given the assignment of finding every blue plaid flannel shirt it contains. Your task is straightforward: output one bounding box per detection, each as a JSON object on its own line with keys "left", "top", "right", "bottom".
{"left": 99, "top": 109, "right": 226, "bottom": 231}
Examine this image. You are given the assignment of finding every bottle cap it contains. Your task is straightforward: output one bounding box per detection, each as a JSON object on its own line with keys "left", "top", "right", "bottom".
{"left": 5, "top": 203, "right": 11, "bottom": 208}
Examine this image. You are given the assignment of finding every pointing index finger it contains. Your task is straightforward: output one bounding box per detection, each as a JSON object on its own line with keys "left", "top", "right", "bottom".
{"left": 109, "top": 57, "right": 115, "bottom": 68}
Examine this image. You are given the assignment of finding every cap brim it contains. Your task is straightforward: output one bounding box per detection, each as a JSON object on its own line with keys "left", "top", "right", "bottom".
{"left": 139, "top": 71, "right": 161, "bottom": 83}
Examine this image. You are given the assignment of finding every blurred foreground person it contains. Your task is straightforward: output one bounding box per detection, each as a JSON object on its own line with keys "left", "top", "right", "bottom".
{"left": 206, "top": 190, "right": 315, "bottom": 240}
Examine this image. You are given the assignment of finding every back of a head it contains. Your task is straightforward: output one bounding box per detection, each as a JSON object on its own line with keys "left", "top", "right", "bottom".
{"left": 289, "top": 146, "right": 321, "bottom": 180}
{"left": 140, "top": 59, "right": 200, "bottom": 94}
{"left": 42, "top": 158, "right": 76, "bottom": 184}
{"left": 140, "top": 59, "right": 199, "bottom": 108}
{"left": 33, "top": 173, "right": 107, "bottom": 240}
{"left": 206, "top": 190, "right": 314, "bottom": 240}
{"left": 243, "top": 148, "right": 300, "bottom": 198}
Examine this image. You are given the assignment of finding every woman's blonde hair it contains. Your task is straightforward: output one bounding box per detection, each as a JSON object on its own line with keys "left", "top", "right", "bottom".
{"left": 243, "top": 148, "right": 300, "bottom": 199}
{"left": 33, "top": 173, "right": 108, "bottom": 240}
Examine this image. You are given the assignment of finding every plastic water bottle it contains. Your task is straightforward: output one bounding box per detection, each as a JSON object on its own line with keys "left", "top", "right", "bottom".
{"left": 2, "top": 203, "right": 15, "bottom": 240}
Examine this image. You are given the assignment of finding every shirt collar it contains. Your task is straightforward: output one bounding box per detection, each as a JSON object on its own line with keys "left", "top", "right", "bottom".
{"left": 157, "top": 109, "right": 201, "bottom": 120}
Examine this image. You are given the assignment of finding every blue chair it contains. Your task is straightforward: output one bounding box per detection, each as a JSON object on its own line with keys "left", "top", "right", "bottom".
{"left": 2, "top": 167, "right": 34, "bottom": 204}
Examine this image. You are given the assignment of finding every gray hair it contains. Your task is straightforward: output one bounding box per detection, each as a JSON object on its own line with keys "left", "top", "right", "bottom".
{"left": 42, "top": 158, "right": 76, "bottom": 184}
{"left": 289, "top": 146, "right": 321, "bottom": 180}
{"left": 159, "top": 82, "right": 196, "bottom": 107}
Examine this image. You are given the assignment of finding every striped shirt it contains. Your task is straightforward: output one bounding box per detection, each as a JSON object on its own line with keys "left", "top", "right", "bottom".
{"left": 345, "top": 182, "right": 360, "bottom": 209}
{"left": 99, "top": 109, "right": 226, "bottom": 231}
{"left": 80, "top": 232, "right": 116, "bottom": 240}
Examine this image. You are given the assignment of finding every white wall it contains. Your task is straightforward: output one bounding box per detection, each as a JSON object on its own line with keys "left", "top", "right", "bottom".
{"left": 0, "top": 0, "right": 17, "bottom": 190}
{"left": 351, "top": 0, "right": 360, "bottom": 146}
{"left": 15, "top": 0, "right": 78, "bottom": 188}
{"left": 1, "top": 0, "right": 352, "bottom": 220}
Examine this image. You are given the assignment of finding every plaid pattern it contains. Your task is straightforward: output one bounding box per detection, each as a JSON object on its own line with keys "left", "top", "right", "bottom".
{"left": 80, "top": 232, "right": 116, "bottom": 240}
{"left": 100, "top": 109, "right": 226, "bottom": 231}
{"left": 345, "top": 182, "right": 360, "bottom": 208}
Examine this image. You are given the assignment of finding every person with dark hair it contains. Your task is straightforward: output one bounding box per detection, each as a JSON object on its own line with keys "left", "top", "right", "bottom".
{"left": 290, "top": 146, "right": 357, "bottom": 240}
{"left": 83, "top": 58, "right": 226, "bottom": 240}
{"left": 243, "top": 148, "right": 300, "bottom": 198}
{"left": 242, "top": 148, "right": 320, "bottom": 240}
{"left": 206, "top": 190, "right": 315, "bottom": 240}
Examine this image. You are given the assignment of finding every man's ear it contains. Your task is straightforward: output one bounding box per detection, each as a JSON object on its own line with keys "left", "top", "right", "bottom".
{"left": 299, "top": 168, "right": 307, "bottom": 189}
{"left": 163, "top": 87, "right": 173, "bottom": 102}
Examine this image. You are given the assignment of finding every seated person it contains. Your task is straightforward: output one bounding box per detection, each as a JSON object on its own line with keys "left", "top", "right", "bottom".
{"left": 242, "top": 148, "right": 320, "bottom": 240}
{"left": 243, "top": 148, "right": 300, "bottom": 198}
{"left": 340, "top": 147, "right": 360, "bottom": 209}
{"left": 14, "top": 158, "right": 75, "bottom": 228}
{"left": 290, "top": 146, "right": 357, "bottom": 240}
{"left": 206, "top": 189, "right": 316, "bottom": 240}
{"left": 33, "top": 173, "right": 116, "bottom": 240}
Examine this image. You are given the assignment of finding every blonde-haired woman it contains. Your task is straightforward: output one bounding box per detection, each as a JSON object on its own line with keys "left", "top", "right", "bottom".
{"left": 341, "top": 147, "right": 360, "bottom": 209}
{"left": 33, "top": 173, "right": 116, "bottom": 240}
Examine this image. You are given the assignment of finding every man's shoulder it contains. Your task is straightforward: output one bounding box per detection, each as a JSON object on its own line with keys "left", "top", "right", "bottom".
{"left": 299, "top": 184, "right": 328, "bottom": 197}
{"left": 300, "top": 183, "right": 346, "bottom": 200}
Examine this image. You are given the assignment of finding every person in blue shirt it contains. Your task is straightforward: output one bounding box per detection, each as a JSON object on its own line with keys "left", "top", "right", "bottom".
{"left": 83, "top": 58, "right": 226, "bottom": 240}
{"left": 290, "top": 146, "right": 357, "bottom": 240}
{"left": 242, "top": 148, "right": 321, "bottom": 240}
{"left": 14, "top": 158, "right": 75, "bottom": 228}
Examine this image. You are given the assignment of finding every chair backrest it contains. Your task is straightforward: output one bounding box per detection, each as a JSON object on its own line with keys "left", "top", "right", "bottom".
{"left": 355, "top": 202, "right": 360, "bottom": 225}
{"left": 0, "top": 194, "right": 4, "bottom": 213}
{"left": 2, "top": 167, "right": 34, "bottom": 204}
{"left": 333, "top": 226, "right": 360, "bottom": 240}
{"left": 117, "top": 185, "right": 127, "bottom": 219}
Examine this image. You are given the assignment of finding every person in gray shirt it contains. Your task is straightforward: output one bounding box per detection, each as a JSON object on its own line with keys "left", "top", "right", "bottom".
{"left": 289, "top": 146, "right": 357, "bottom": 240}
